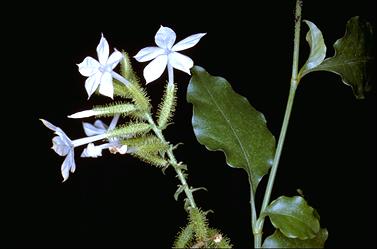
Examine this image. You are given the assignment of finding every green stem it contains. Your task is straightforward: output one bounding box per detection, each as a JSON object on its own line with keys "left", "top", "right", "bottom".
{"left": 254, "top": 0, "right": 302, "bottom": 247}
{"left": 248, "top": 176, "right": 259, "bottom": 249}
{"left": 114, "top": 63, "right": 197, "bottom": 209}
{"left": 145, "top": 113, "right": 197, "bottom": 209}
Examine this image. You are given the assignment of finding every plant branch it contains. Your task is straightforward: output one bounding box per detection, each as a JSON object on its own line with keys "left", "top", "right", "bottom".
{"left": 254, "top": 0, "right": 302, "bottom": 247}
{"left": 145, "top": 113, "right": 197, "bottom": 209}
{"left": 113, "top": 67, "right": 197, "bottom": 209}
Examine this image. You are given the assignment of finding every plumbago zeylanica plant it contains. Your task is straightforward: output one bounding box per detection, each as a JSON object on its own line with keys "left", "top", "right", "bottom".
{"left": 40, "top": 1, "right": 374, "bottom": 248}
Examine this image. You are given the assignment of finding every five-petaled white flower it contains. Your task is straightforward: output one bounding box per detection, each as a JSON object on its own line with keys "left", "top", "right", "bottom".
{"left": 77, "top": 34, "right": 123, "bottom": 99}
{"left": 41, "top": 119, "right": 109, "bottom": 181}
{"left": 80, "top": 116, "right": 127, "bottom": 158}
{"left": 40, "top": 119, "right": 76, "bottom": 182}
{"left": 134, "top": 26, "right": 206, "bottom": 84}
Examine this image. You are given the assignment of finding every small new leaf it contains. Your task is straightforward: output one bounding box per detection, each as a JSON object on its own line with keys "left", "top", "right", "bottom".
{"left": 263, "top": 196, "right": 320, "bottom": 240}
{"left": 174, "top": 185, "right": 185, "bottom": 201}
{"left": 174, "top": 161, "right": 188, "bottom": 171}
{"left": 298, "top": 20, "right": 326, "bottom": 80}
{"left": 262, "top": 229, "right": 328, "bottom": 248}
{"left": 190, "top": 187, "right": 208, "bottom": 193}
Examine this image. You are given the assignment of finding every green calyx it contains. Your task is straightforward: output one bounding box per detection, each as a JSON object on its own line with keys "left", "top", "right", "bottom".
{"left": 107, "top": 122, "right": 151, "bottom": 138}
{"left": 157, "top": 83, "right": 177, "bottom": 129}
{"left": 113, "top": 52, "right": 151, "bottom": 111}
{"left": 173, "top": 208, "right": 232, "bottom": 248}
{"left": 92, "top": 102, "right": 137, "bottom": 117}
{"left": 122, "top": 135, "right": 169, "bottom": 167}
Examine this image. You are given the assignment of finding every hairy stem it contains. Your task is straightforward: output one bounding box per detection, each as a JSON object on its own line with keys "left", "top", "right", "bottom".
{"left": 149, "top": 65, "right": 197, "bottom": 209}
{"left": 145, "top": 113, "right": 197, "bottom": 209}
{"left": 113, "top": 67, "right": 197, "bottom": 209}
{"left": 254, "top": 0, "right": 302, "bottom": 247}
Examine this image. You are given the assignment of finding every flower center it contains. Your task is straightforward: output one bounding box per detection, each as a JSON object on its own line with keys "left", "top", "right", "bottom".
{"left": 99, "top": 64, "right": 112, "bottom": 73}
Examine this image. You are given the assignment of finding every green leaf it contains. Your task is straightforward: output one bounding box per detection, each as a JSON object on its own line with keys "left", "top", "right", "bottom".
{"left": 262, "top": 229, "right": 328, "bottom": 248}
{"left": 174, "top": 185, "right": 185, "bottom": 201}
{"left": 308, "top": 16, "right": 375, "bottom": 99}
{"left": 298, "top": 20, "right": 326, "bottom": 80}
{"left": 187, "top": 66, "right": 275, "bottom": 192}
{"left": 263, "top": 196, "right": 320, "bottom": 239}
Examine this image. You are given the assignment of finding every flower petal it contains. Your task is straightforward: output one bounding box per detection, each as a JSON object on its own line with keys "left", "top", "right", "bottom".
{"left": 134, "top": 47, "right": 165, "bottom": 62}
{"left": 108, "top": 49, "right": 123, "bottom": 69}
{"left": 81, "top": 143, "right": 102, "bottom": 158}
{"left": 108, "top": 114, "right": 120, "bottom": 131}
{"left": 94, "top": 120, "right": 108, "bottom": 130}
{"left": 61, "top": 149, "right": 75, "bottom": 182}
{"left": 99, "top": 72, "right": 114, "bottom": 98}
{"left": 52, "top": 136, "right": 71, "bottom": 156}
{"left": 143, "top": 55, "right": 168, "bottom": 84}
{"left": 82, "top": 121, "right": 107, "bottom": 136}
{"left": 77, "top": 57, "right": 100, "bottom": 76}
{"left": 115, "top": 145, "right": 128, "bottom": 154}
{"left": 97, "top": 34, "right": 110, "bottom": 65}
{"left": 40, "top": 119, "right": 72, "bottom": 149}
{"left": 40, "top": 119, "right": 57, "bottom": 132}
{"left": 168, "top": 52, "right": 193, "bottom": 74}
{"left": 68, "top": 110, "right": 97, "bottom": 119}
{"left": 172, "top": 33, "right": 206, "bottom": 52}
{"left": 155, "top": 26, "right": 176, "bottom": 49}
{"left": 85, "top": 73, "right": 101, "bottom": 99}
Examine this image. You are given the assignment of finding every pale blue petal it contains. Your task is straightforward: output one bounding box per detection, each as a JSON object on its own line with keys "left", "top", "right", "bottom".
{"left": 143, "top": 55, "right": 168, "bottom": 84}
{"left": 85, "top": 72, "right": 101, "bottom": 99}
{"left": 155, "top": 26, "right": 176, "bottom": 49}
{"left": 40, "top": 119, "right": 57, "bottom": 132}
{"left": 61, "top": 149, "right": 75, "bottom": 182}
{"left": 52, "top": 136, "right": 71, "bottom": 156}
{"left": 108, "top": 114, "right": 119, "bottom": 131}
{"left": 97, "top": 34, "right": 110, "bottom": 65}
{"left": 134, "top": 47, "right": 165, "bottom": 62}
{"left": 81, "top": 143, "right": 102, "bottom": 158}
{"left": 77, "top": 57, "right": 100, "bottom": 76}
{"left": 168, "top": 52, "right": 193, "bottom": 74}
{"left": 68, "top": 110, "right": 97, "bottom": 119}
{"left": 94, "top": 120, "right": 108, "bottom": 130}
{"left": 172, "top": 33, "right": 206, "bottom": 52}
{"left": 108, "top": 49, "right": 123, "bottom": 69}
{"left": 82, "top": 121, "right": 107, "bottom": 136}
{"left": 99, "top": 72, "right": 113, "bottom": 98}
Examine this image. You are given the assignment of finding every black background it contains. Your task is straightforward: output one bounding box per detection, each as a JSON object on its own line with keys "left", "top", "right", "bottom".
{"left": 2, "top": 0, "right": 376, "bottom": 248}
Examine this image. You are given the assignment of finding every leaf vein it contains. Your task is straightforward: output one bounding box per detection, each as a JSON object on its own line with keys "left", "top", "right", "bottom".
{"left": 202, "top": 80, "right": 252, "bottom": 173}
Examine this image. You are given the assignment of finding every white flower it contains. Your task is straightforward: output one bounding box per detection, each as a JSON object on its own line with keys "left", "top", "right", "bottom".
{"left": 77, "top": 34, "right": 123, "bottom": 99}
{"left": 41, "top": 119, "right": 109, "bottom": 182}
{"left": 80, "top": 115, "right": 128, "bottom": 158}
{"left": 134, "top": 26, "right": 206, "bottom": 84}
{"left": 81, "top": 143, "right": 103, "bottom": 158}
{"left": 40, "top": 119, "right": 75, "bottom": 182}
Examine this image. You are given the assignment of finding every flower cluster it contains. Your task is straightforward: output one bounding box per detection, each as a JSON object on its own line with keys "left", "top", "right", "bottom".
{"left": 41, "top": 27, "right": 205, "bottom": 182}
{"left": 41, "top": 115, "right": 126, "bottom": 182}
